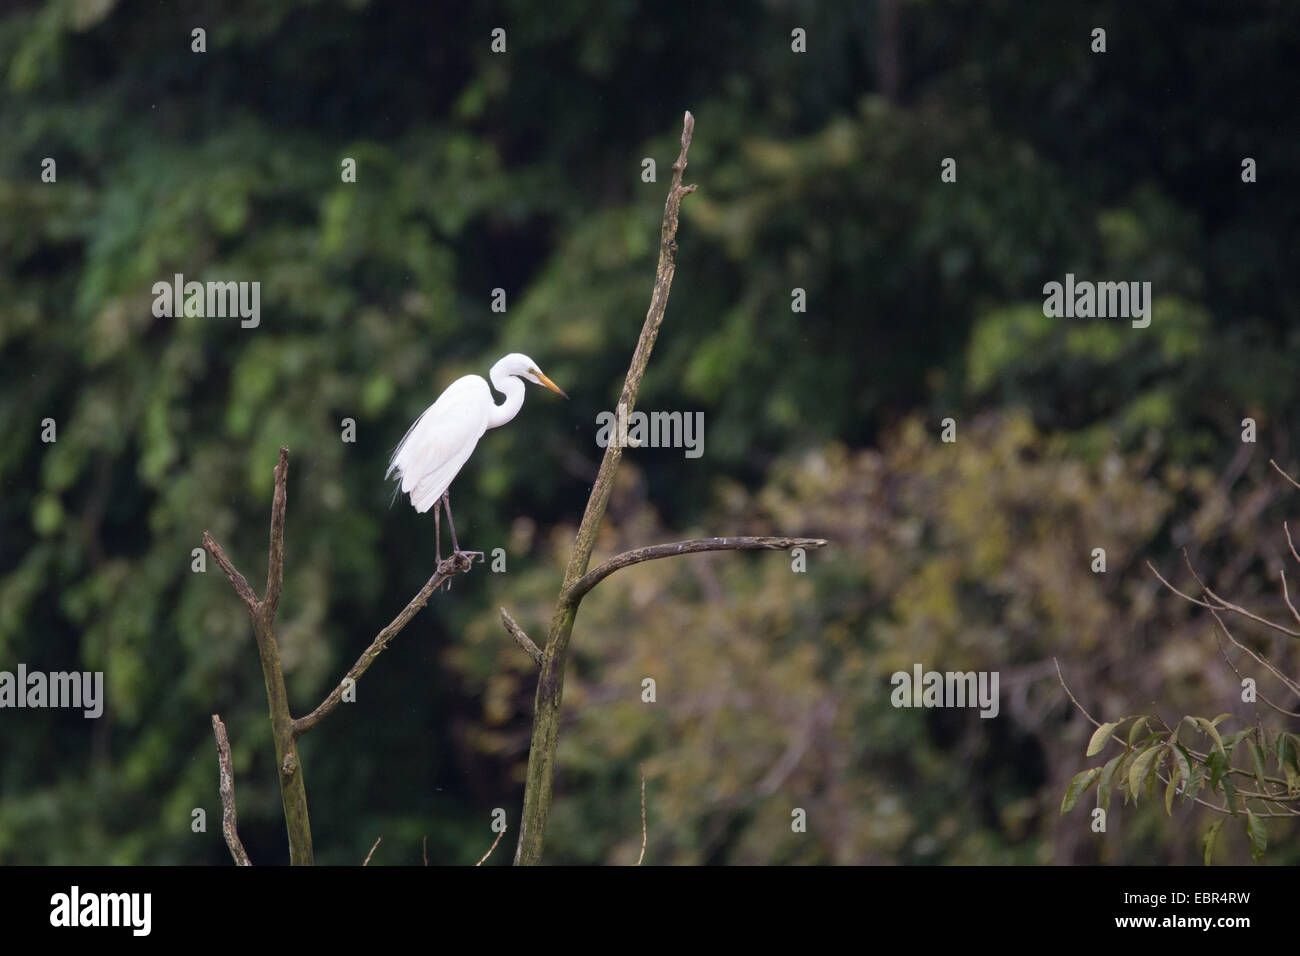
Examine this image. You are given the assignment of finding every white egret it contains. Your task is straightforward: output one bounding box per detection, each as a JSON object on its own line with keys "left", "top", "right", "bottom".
{"left": 387, "top": 353, "right": 567, "bottom": 568}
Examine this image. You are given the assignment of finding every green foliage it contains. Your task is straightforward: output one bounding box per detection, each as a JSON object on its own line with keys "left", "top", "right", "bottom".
{"left": 1067, "top": 712, "right": 1298, "bottom": 863}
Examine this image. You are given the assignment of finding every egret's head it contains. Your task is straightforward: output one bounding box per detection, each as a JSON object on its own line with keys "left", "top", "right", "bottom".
{"left": 496, "top": 352, "right": 568, "bottom": 398}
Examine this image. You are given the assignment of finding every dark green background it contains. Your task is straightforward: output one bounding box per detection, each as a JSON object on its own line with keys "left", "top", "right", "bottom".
{"left": 1, "top": 0, "right": 1297, "bottom": 864}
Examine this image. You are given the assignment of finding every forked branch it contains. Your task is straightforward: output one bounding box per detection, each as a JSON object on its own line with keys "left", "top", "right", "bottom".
{"left": 513, "top": 112, "right": 831, "bottom": 864}
{"left": 204, "top": 446, "right": 475, "bottom": 864}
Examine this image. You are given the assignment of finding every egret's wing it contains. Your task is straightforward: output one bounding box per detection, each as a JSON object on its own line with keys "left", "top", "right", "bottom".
{"left": 387, "top": 376, "right": 490, "bottom": 513}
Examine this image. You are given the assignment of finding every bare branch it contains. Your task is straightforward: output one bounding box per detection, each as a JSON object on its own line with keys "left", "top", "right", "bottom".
{"left": 1146, "top": 559, "right": 1216, "bottom": 609}
{"left": 1211, "top": 629, "right": 1300, "bottom": 717}
{"left": 265, "top": 447, "right": 288, "bottom": 616}
{"left": 566, "top": 536, "right": 828, "bottom": 603}
{"left": 203, "top": 531, "right": 259, "bottom": 612}
{"left": 477, "top": 827, "right": 506, "bottom": 866}
{"left": 1190, "top": 563, "right": 1300, "bottom": 642}
{"left": 515, "top": 110, "right": 702, "bottom": 866}
{"left": 1209, "top": 608, "right": 1300, "bottom": 697}
{"left": 203, "top": 454, "right": 313, "bottom": 865}
{"left": 1286, "top": 521, "right": 1300, "bottom": 566}
{"left": 637, "top": 763, "right": 647, "bottom": 866}
{"left": 1053, "top": 658, "right": 1105, "bottom": 729}
{"left": 363, "top": 837, "right": 381, "bottom": 866}
{"left": 1270, "top": 458, "right": 1300, "bottom": 493}
{"left": 1280, "top": 570, "right": 1300, "bottom": 628}
{"left": 211, "top": 714, "right": 251, "bottom": 866}
{"left": 294, "top": 551, "right": 475, "bottom": 737}
{"left": 1151, "top": 552, "right": 1300, "bottom": 641}
{"left": 500, "top": 607, "right": 542, "bottom": 666}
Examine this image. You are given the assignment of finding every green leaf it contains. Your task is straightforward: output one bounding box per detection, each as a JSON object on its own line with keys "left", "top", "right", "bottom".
{"left": 1170, "top": 742, "right": 1192, "bottom": 790}
{"left": 1194, "top": 717, "right": 1226, "bottom": 758}
{"left": 1202, "top": 819, "right": 1224, "bottom": 866}
{"left": 1061, "top": 767, "right": 1102, "bottom": 814}
{"left": 1098, "top": 752, "right": 1126, "bottom": 813}
{"left": 1206, "top": 749, "right": 1229, "bottom": 788}
{"left": 1282, "top": 734, "right": 1300, "bottom": 796}
{"left": 1182, "top": 762, "right": 1204, "bottom": 805}
{"left": 1087, "top": 721, "right": 1120, "bottom": 757}
{"left": 1282, "top": 734, "right": 1300, "bottom": 771}
{"left": 1220, "top": 773, "right": 1238, "bottom": 815}
{"left": 1249, "top": 742, "right": 1268, "bottom": 794}
{"left": 1127, "top": 716, "right": 1149, "bottom": 749}
{"left": 1164, "top": 776, "right": 1176, "bottom": 816}
{"left": 1222, "top": 729, "right": 1251, "bottom": 756}
{"left": 1128, "top": 744, "right": 1163, "bottom": 802}
{"left": 1245, "top": 810, "right": 1267, "bottom": 862}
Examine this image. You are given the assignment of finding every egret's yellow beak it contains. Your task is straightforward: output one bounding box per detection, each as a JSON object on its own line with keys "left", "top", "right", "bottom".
{"left": 535, "top": 370, "right": 568, "bottom": 399}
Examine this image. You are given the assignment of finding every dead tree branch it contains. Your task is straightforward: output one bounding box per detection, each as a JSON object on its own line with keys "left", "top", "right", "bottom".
{"left": 477, "top": 827, "right": 506, "bottom": 866}
{"left": 565, "top": 536, "right": 828, "bottom": 603}
{"left": 293, "top": 551, "right": 475, "bottom": 736}
{"left": 513, "top": 112, "right": 829, "bottom": 864}
{"left": 500, "top": 607, "right": 543, "bottom": 666}
{"left": 204, "top": 446, "right": 474, "bottom": 865}
{"left": 211, "top": 714, "right": 251, "bottom": 866}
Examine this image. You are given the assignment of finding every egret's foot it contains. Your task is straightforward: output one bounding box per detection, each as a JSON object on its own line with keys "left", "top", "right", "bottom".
{"left": 453, "top": 549, "right": 485, "bottom": 565}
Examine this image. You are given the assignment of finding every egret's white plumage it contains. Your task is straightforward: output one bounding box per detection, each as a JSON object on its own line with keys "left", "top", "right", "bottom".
{"left": 387, "top": 354, "right": 566, "bottom": 538}
{"left": 388, "top": 375, "right": 493, "bottom": 513}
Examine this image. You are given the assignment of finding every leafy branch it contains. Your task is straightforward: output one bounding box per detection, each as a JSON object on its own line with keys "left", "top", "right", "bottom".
{"left": 1057, "top": 461, "right": 1300, "bottom": 864}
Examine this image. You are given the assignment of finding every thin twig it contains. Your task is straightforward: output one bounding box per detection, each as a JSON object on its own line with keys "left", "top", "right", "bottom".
{"left": 1181, "top": 549, "right": 1300, "bottom": 641}
{"left": 1280, "top": 570, "right": 1300, "bottom": 628}
{"left": 477, "top": 827, "right": 506, "bottom": 866}
{"left": 501, "top": 607, "right": 543, "bottom": 665}
{"left": 1284, "top": 522, "right": 1300, "bottom": 566}
{"left": 1208, "top": 608, "right": 1300, "bottom": 697}
{"left": 211, "top": 714, "right": 251, "bottom": 866}
{"left": 1147, "top": 559, "right": 1216, "bottom": 609}
{"left": 1270, "top": 458, "right": 1300, "bottom": 493}
{"left": 422, "top": 835, "right": 428, "bottom": 866}
{"left": 1211, "top": 629, "right": 1300, "bottom": 717}
{"left": 203, "top": 532, "right": 259, "bottom": 612}
{"left": 363, "top": 837, "right": 381, "bottom": 866}
{"left": 566, "top": 536, "right": 828, "bottom": 603}
{"left": 294, "top": 551, "right": 476, "bottom": 736}
{"left": 637, "top": 764, "right": 647, "bottom": 866}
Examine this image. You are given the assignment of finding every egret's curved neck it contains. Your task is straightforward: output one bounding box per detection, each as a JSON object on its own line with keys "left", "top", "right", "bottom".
{"left": 487, "top": 369, "right": 525, "bottom": 429}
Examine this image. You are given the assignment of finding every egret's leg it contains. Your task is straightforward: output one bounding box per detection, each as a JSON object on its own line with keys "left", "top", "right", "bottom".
{"left": 444, "top": 490, "right": 461, "bottom": 554}
{"left": 443, "top": 491, "right": 483, "bottom": 564}
{"left": 434, "top": 500, "right": 443, "bottom": 567}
